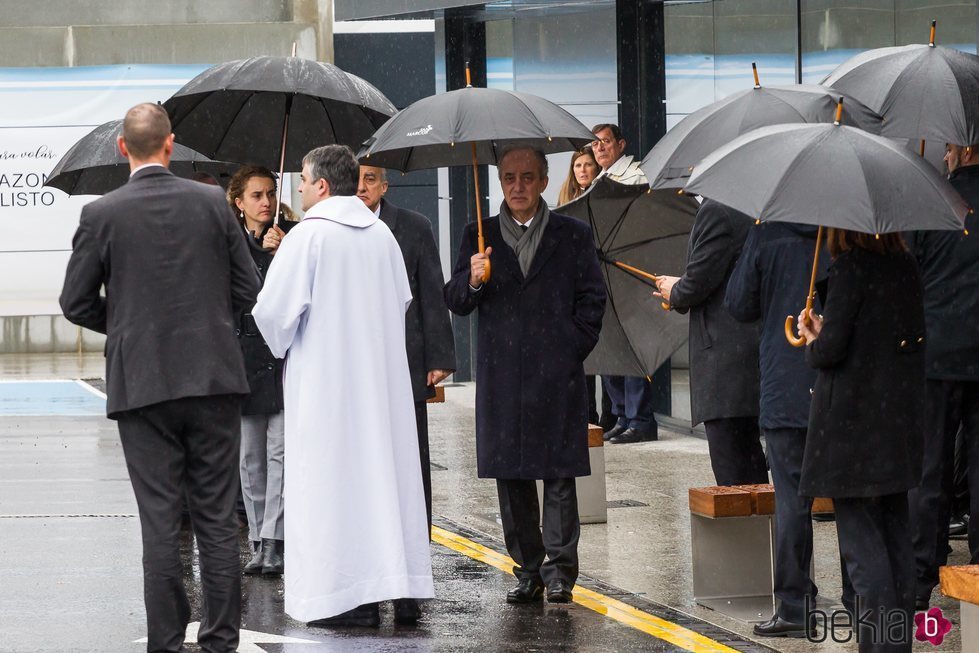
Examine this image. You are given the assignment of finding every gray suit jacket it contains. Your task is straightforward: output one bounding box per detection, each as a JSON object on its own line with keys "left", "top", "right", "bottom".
{"left": 379, "top": 199, "right": 456, "bottom": 401}
{"left": 60, "top": 166, "right": 259, "bottom": 418}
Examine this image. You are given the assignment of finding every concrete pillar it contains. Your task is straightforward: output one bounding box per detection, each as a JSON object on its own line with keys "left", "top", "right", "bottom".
{"left": 292, "top": 0, "right": 334, "bottom": 62}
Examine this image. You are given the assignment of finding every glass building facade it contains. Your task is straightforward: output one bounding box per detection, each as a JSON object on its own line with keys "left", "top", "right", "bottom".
{"left": 337, "top": 0, "right": 978, "bottom": 397}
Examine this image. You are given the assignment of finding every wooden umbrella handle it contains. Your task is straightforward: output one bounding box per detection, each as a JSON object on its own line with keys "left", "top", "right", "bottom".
{"left": 784, "top": 225, "right": 824, "bottom": 347}
{"left": 612, "top": 260, "right": 671, "bottom": 311}
{"left": 471, "top": 141, "right": 490, "bottom": 283}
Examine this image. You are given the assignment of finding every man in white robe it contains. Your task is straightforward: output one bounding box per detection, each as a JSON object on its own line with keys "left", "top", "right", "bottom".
{"left": 252, "top": 144, "right": 433, "bottom": 628}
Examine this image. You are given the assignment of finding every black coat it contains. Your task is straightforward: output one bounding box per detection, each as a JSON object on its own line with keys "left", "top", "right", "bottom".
{"left": 444, "top": 212, "right": 607, "bottom": 480}
{"left": 669, "top": 200, "right": 760, "bottom": 425}
{"left": 60, "top": 167, "right": 259, "bottom": 418}
{"left": 379, "top": 199, "right": 456, "bottom": 402}
{"left": 906, "top": 164, "right": 979, "bottom": 381}
{"left": 238, "top": 226, "right": 284, "bottom": 416}
{"left": 724, "top": 222, "right": 828, "bottom": 430}
{"left": 800, "top": 248, "right": 925, "bottom": 498}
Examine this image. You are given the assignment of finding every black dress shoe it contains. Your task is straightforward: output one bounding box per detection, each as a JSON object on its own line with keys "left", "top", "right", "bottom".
{"left": 506, "top": 577, "right": 544, "bottom": 603}
{"left": 393, "top": 598, "right": 422, "bottom": 624}
{"left": 609, "top": 426, "right": 658, "bottom": 444}
{"left": 545, "top": 579, "right": 573, "bottom": 603}
{"left": 310, "top": 602, "right": 380, "bottom": 628}
{"left": 752, "top": 614, "right": 814, "bottom": 638}
{"left": 261, "top": 538, "right": 283, "bottom": 575}
{"left": 603, "top": 423, "right": 628, "bottom": 441}
{"left": 243, "top": 541, "right": 264, "bottom": 575}
{"left": 949, "top": 515, "right": 968, "bottom": 537}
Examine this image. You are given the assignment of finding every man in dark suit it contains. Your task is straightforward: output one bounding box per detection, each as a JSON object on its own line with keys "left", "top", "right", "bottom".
{"left": 725, "top": 223, "right": 854, "bottom": 638}
{"left": 356, "top": 164, "right": 456, "bottom": 622}
{"left": 60, "top": 103, "right": 259, "bottom": 653}
{"left": 445, "top": 146, "right": 606, "bottom": 605}
{"left": 654, "top": 199, "right": 767, "bottom": 485}
{"left": 907, "top": 141, "right": 979, "bottom": 610}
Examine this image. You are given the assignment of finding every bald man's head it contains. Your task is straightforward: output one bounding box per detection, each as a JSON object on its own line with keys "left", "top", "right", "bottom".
{"left": 121, "top": 103, "right": 172, "bottom": 161}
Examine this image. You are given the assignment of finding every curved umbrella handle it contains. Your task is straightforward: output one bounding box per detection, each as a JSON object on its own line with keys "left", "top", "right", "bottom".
{"left": 660, "top": 301, "right": 671, "bottom": 311}
{"left": 784, "top": 314, "right": 807, "bottom": 348}
{"left": 478, "top": 235, "right": 492, "bottom": 283}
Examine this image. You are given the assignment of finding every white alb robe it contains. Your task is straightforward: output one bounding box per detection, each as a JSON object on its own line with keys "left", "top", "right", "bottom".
{"left": 252, "top": 194, "right": 433, "bottom": 622}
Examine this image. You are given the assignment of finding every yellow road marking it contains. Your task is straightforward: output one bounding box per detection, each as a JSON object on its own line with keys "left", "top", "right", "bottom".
{"left": 432, "top": 526, "right": 742, "bottom": 653}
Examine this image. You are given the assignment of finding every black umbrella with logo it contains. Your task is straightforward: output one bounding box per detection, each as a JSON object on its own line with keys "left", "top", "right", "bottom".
{"left": 358, "top": 66, "right": 595, "bottom": 283}
{"left": 556, "top": 176, "right": 699, "bottom": 377}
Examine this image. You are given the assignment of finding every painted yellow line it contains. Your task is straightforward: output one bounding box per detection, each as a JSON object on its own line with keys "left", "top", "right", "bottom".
{"left": 432, "top": 525, "right": 742, "bottom": 653}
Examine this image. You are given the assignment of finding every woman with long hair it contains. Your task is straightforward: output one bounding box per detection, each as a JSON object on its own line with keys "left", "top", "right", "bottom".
{"left": 798, "top": 228, "right": 924, "bottom": 652}
{"left": 557, "top": 146, "right": 599, "bottom": 206}
{"left": 227, "top": 165, "right": 286, "bottom": 576}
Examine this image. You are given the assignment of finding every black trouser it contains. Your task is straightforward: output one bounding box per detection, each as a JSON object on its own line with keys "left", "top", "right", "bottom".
{"left": 117, "top": 395, "right": 242, "bottom": 653}
{"left": 496, "top": 478, "right": 580, "bottom": 586}
{"left": 765, "top": 428, "right": 819, "bottom": 622}
{"left": 909, "top": 380, "right": 979, "bottom": 602}
{"left": 704, "top": 416, "right": 769, "bottom": 486}
{"left": 835, "top": 494, "right": 914, "bottom": 653}
{"left": 414, "top": 400, "right": 432, "bottom": 532}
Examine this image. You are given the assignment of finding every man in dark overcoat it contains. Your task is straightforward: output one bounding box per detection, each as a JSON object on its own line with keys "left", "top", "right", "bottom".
{"left": 357, "top": 165, "right": 456, "bottom": 526}
{"left": 724, "top": 222, "right": 852, "bottom": 638}
{"left": 59, "top": 103, "right": 259, "bottom": 652}
{"left": 653, "top": 199, "right": 767, "bottom": 485}
{"left": 907, "top": 141, "right": 979, "bottom": 610}
{"left": 444, "top": 146, "right": 606, "bottom": 605}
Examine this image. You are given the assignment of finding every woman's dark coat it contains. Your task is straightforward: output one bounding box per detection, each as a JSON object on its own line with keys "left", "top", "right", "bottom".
{"left": 669, "top": 199, "right": 760, "bottom": 425}
{"left": 444, "top": 212, "right": 607, "bottom": 480}
{"left": 800, "top": 248, "right": 925, "bottom": 498}
{"left": 238, "top": 225, "right": 284, "bottom": 416}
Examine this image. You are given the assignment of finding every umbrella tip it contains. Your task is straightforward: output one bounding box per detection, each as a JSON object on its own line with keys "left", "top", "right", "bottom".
{"left": 676, "top": 189, "right": 684, "bottom": 195}
{"left": 755, "top": 219, "right": 761, "bottom": 225}
{"left": 965, "top": 229, "right": 970, "bottom": 236}
{"left": 751, "top": 62, "right": 760, "bottom": 89}
{"left": 930, "top": 19, "right": 937, "bottom": 46}
{"left": 875, "top": 233, "right": 880, "bottom": 239}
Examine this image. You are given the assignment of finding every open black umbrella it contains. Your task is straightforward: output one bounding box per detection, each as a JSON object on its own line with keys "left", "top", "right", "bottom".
{"left": 685, "top": 109, "right": 968, "bottom": 346}
{"left": 358, "top": 67, "right": 595, "bottom": 282}
{"left": 557, "top": 176, "right": 699, "bottom": 376}
{"left": 641, "top": 64, "right": 883, "bottom": 189}
{"left": 163, "top": 52, "right": 396, "bottom": 221}
{"left": 821, "top": 22, "right": 979, "bottom": 147}
{"left": 45, "top": 119, "right": 237, "bottom": 195}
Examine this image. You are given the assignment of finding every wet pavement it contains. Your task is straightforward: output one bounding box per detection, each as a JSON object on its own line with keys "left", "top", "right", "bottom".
{"left": 0, "top": 354, "right": 969, "bottom": 652}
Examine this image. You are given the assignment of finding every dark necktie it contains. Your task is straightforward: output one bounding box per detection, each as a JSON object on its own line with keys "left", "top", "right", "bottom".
{"left": 520, "top": 225, "right": 528, "bottom": 234}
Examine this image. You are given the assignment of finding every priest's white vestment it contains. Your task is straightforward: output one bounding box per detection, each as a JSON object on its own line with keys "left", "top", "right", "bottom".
{"left": 252, "top": 194, "right": 434, "bottom": 622}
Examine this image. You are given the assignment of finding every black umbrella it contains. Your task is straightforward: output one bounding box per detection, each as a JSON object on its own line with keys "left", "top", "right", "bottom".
{"left": 358, "top": 66, "right": 595, "bottom": 282}
{"left": 685, "top": 107, "right": 968, "bottom": 346}
{"left": 557, "top": 176, "right": 699, "bottom": 377}
{"left": 45, "top": 119, "right": 238, "bottom": 195}
{"left": 163, "top": 51, "right": 396, "bottom": 222}
{"left": 641, "top": 63, "right": 883, "bottom": 189}
{"left": 821, "top": 22, "right": 979, "bottom": 147}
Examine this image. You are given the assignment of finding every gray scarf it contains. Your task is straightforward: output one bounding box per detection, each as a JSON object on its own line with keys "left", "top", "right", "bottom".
{"left": 499, "top": 198, "right": 550, "bottom": 276}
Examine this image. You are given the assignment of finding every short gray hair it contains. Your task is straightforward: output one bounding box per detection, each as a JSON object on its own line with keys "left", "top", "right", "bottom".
{"left": 302, "top": 145, "right": 359, "bottom": 196}
{"left": 497, "top": 145, "right": 548, "bottom": 179}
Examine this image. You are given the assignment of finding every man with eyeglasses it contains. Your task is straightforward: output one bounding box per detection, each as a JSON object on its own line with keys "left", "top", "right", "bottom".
{"left": 590, "top": 123, "right": 657, "bottom": 444}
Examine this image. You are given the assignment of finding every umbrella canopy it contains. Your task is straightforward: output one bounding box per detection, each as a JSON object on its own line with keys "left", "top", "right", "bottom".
{"left": 640, "top": 84, "right": 883, "bottom": 190}
{"left": 357, "top": 86, "right": 595, "bottom": 170}
{"left": 684, "top": 122, "right": 968, "bottom": 234}
{"left": 821, "top": 43, "right": 979, "bottom": 146}
{"left": 45, "top": 119, "right": 238, "bottom": 195}
{"left": 163, "top": 56, "right": 396, "bottom": 171}
{"left": 557, "top": 176, "right": 699, "bottom": 377}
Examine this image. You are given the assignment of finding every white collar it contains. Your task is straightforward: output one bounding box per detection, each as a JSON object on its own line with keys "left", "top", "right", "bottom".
{"left": 302, "top": 195, "right": 378, "bottom": 228}
{"left": 513, "top": 215, "right": 533, "bottom": 229}
{"left": 603, "top": 155, "right": 634, "bottom": 178}
{"left": 372, "top": 203, "right": 381, "bottom": 218}
{"left": 129, "top": 162, "right": 166, "bottom": 177}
